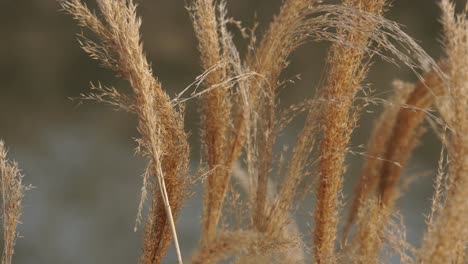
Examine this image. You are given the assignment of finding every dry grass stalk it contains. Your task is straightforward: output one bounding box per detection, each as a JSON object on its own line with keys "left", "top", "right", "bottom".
{"left": 0, "top": 141, "right": 27, "bottom": 264}
{"left": 190, "top": 0, "right": 232, "bottom": 244}
{"left": 344, "top": 63, "right": 447, "bottom": 240}
{"left": 189, "top": 0, "right": 444, "bottom": 245}
{"left": 376, "top": 65, "right": 447, "bottom": 207}
{"left": 342, "top": 64, "right": 447, "bottom": 264}
{"left": 426, "top": 126, "right": 448, "bottom": 228}
{"left": 59, "top": 0, "right": 466, "bottom": 263}
{"left": 259, "top": 0, "right": 442, "bottom": 245}
{"left": 312, "top": 1, "right": 387, "bottom": 262}
{"left": 190, "top": 0, "right": 444, "bottom": 261}
{"left": 61, "top": 1, "right": 190, "bottom": 263}
{"left": 191, "top": 0, "right": 324, "bottom": 243}
{"left": 343, "top": 80, "right": 416, "bottom": 240}
{"left": 244, "top": 0, "right": 320, "bottom": 232}
{"left": 419, "top": 1, "right": 468, "bottom": 263}
{"left": 250, "top": 1, "right": 300, "bottom": 234}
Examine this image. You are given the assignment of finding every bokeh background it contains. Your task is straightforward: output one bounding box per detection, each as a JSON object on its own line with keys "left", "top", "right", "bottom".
{"left": 0, "top": 0, "right": 463, "bottom": 263}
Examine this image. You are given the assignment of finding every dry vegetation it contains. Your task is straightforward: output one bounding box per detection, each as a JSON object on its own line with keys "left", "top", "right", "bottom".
{"left": 2, "top": 0, "right": 466, "bottom": 263}
{"left": 0, "top": 141, "right": 28, "bottom": 264}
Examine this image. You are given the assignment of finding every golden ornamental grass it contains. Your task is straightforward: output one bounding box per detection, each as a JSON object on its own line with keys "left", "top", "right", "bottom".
{"left": 2, "top": 0, "right": 465, "bottom": 263}
{"left": 0, "top": 141, "right": 28, "bottom": 264}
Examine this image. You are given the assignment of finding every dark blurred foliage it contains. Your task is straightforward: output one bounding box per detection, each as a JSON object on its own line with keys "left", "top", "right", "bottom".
{"left": 0, "top": 0, "right": 462, "bottom": 263}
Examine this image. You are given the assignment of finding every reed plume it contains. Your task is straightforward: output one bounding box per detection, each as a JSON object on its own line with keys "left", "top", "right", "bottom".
{"left": 343, "top": 80, "right": 416, "bottom": 240}
{"left": 190, "top": 0, "right": 233, "bottom": 244}
{"left": 344, "top": 64, "right": 447, "bottom": 241}
{"left": 61, "top": 0, "right": 190, "bottom": 263}
{"left": 59, "top": 0, "right": 467, "bottom": 263}
{"left": 0, "top": 141, "right": 27, "bottom": 264}
{"left": 343, "top": 2, "right": 463, "bottom": 262}
{"left": 313, "top": 1, "right": 387, "bottom": 262}
{"left": 377, "top": 65, "right": 447, "bottom": 208}
{"left": 419, "top": 1, "right": 468, "bottom": 262}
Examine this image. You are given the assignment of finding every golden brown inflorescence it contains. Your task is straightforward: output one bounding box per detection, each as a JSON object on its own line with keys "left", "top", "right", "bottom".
{"left": 61, "top": 1, "right": 190, "bottom": 263}
{"left": 60, "top": 0, "right": 466, "bottom": 263}
{"left": 0, "top": 141, "right": 28, "bottom": 264}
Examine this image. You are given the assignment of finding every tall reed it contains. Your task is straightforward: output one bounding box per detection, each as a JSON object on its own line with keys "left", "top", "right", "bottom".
{"left": 0, "top": 141, "right": 27, "bottom": 264}
{"left": 312, "top": 1, "right": 387, "bottom": 262}
{"left": 61, "top": 1, "right": 190, "bottom": 263}
{"left": 59, "top": 0, "right": 467, "bottom": 263}
{"left": 419, "top": 1, "right": 468, "bottom": 262}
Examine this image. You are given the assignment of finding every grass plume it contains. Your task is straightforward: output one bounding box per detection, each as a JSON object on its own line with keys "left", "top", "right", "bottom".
{"left": 61, "top": 0, "right": 190, "bottom": 263}
{"left": 419, "top": 1, "right": 468, "bottom": 262}
{"left": 312, "top": 1, "right": 388, "bottom": 262}
{"left": 0, "top": 141, "right": 28, "bottom": 264}
{"left": 57, "top": 0, "right": 467, "bottom": 263}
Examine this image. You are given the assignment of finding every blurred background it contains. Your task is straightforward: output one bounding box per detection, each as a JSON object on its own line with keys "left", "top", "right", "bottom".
{"left": 0, "top": 0, "right": 463, "bottom": 263}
